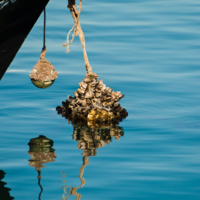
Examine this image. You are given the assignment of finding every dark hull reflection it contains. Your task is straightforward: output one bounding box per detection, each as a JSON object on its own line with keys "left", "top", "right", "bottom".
{"left": 0, "top": 170, "right": 14, "bottom": 200}
{"left": 0, "top": 0, "right": 49, "bottom": 80}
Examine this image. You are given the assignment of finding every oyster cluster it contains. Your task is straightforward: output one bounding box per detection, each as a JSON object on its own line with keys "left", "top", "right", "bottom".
{"left": 56, "top": 72, "right": 128, "bottom": 124}
{"left": 72, "top": 122, "right": 124, "bottom": 157}
{"left": 29, "top": 49, "right": 58, "bottom": 89}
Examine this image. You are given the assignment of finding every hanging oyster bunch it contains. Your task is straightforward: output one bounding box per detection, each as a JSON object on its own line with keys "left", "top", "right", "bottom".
{"left": 29, "top": 49, "right": 58, "bottom": 89}
{"left": 56, "top": 72, "right": 128, "bottom": 124}
{"left": 57, "top": 0, "right": 128, "bottom": 123}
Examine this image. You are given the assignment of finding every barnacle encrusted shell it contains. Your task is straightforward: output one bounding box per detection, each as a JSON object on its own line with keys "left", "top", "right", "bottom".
{"left": 30, "top": 49, "right": 58, "bottom": 89}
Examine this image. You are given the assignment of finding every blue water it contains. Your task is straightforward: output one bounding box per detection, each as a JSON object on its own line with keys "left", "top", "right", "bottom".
{"left": 1, "top": 0, "right": 200, "bottom": 199}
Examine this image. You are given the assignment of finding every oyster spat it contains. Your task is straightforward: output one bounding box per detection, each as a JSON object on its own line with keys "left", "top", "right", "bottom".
{"left": 56, "top": 73, "right": 128, "bottom": 124}
{"left": 29, "top": 49, "right": 58, "bottom": 89}
{"left": 30, "top": 49, "right": 58, "bottom": 82}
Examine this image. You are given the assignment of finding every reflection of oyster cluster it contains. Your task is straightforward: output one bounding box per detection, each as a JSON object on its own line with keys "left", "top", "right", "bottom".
{"left": 28, "top": 135, "right": 56, "bottom": 171}
{"left": 72, "top": 122, "right": 124, "bottom": 157}
{"left": 57, "top": 72, "right": 128, "bottom": 124}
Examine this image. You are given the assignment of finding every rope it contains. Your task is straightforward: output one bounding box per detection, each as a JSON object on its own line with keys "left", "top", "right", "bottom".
{"left": 42, "top": 8, "right": 46, "bottom": 51}
{"left": 63, "top": 0, "right": 92, "bottom": 74}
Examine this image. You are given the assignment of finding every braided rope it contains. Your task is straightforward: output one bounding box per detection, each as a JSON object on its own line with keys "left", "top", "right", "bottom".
{"left": 62, "top": 0, "right": 92, "bottom": 74}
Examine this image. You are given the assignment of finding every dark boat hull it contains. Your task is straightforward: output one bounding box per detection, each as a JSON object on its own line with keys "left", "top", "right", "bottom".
{"left": 0, "top": 0, "right": 49, "bottom": 80}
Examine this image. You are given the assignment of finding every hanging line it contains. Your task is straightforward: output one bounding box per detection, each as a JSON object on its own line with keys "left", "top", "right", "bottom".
{"left": 42, "top": 8, "right": 46, "bottom": 51}
{"left": 37, "top": 170, "right": 43, "bottom": 200}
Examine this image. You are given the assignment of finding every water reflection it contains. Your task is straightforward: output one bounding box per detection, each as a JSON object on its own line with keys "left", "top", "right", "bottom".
{"left": 72, "top": 122, "right": 124, "bottom": 156}
{"left": 27, "top": 135, "right": 56, "bottom": 200}
{"left": 0, "top": 170, "right": 14, "bottom": 200}
{"left": 60, "top": 122, "right": 124, "bottom": 199}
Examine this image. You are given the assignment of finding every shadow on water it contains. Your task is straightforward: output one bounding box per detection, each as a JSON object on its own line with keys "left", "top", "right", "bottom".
{"left": 60, "top": 121, "right": 124, "bottom": 200}
{"left": 27, "top": 135, "right": 56, "bottom": 200}
{"left": 0, "top": 170, "right": 14, "bottom": 200}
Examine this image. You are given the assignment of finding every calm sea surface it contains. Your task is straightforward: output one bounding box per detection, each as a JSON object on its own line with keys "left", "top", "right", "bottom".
{"left": 1, "top": 0, "right": 200, "bottom": 199}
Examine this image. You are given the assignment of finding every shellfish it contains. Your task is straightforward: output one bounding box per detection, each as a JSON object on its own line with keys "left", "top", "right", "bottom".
{"left": 56, "top": 73, "right": 127, "bottom": 123}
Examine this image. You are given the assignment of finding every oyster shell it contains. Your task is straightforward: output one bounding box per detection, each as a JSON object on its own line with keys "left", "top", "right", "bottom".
{"left": 79, "top": 81, "right": 87, "bottom": 90}
{"left": 85, "top": 90, "right": 94, "bottom": 99}
{"left": 74, "top": 91, "right": 79, "bottom": 98}
{"left": 95, "top": 91, "right": 102, "bottom": 98}
{"left": 83, "top": 77, "right": 91, "bottom": 83}
{"left": 77, "top": 88, "right": 85, "bottom": 95}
